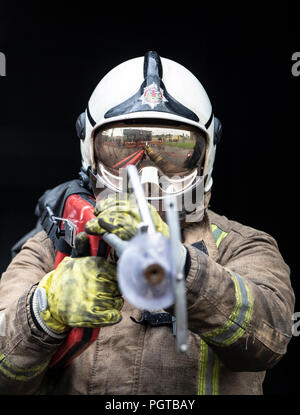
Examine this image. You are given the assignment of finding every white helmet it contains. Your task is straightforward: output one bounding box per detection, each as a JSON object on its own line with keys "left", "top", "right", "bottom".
{"left": 76, "top": 51, "right": 222, "bottom": 217}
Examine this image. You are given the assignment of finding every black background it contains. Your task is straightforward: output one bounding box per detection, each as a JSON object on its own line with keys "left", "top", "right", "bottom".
{"left": 0, "top": 3, "right": 298, "bottom": 395}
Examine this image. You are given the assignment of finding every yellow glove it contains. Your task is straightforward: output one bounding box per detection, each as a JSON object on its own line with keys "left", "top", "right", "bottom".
{"left": 85, "top": 194, "right": 169, "bottom": 240}
{"left": 31, "top": 256, "right": 123, "bottom": 338}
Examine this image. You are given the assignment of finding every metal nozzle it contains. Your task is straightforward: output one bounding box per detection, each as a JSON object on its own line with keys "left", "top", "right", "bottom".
{"left": 143, "top": 263, "right": 166, "bottom": 285}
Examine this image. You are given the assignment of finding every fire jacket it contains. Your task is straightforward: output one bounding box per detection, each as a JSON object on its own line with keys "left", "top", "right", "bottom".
{"left": 0, "top": 205, "right": 295, "bottom": 394}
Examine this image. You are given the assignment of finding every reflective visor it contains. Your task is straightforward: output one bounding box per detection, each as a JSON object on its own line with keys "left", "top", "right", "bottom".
{"left": 94, "top": 123, "right": 206, "bottom": 177}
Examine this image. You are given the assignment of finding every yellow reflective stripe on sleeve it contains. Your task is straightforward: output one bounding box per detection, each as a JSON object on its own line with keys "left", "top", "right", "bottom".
{"left": 196, "top": 223, "right": 252, "bottom": 393}
{"left": 212, "top": 353, "right": 220, "bottom": 395}
{"left": 206, "top": 224, "right": 254, "bottom": 347}
{"left": 198, "top": 338, "right": 208, "bottom": 395}
{"left": 202, "top": 270, "right": 253, "bottom": 347}
{"left": 0, "top": 353, "right": 49, "bottom": 382}
{"left": 198, "top": 339, "right": 219, "bottom": 395}
{"left": 211, "top": 223, "right": 228, "bottom": 248}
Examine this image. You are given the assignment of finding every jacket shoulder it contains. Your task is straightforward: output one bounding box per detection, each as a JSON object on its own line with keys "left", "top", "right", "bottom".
{"left": 29, "top": 229, "right": 55, "bottom": 248}
{"left": 0, "top": 231, "right": 55, "bottom": 307}
{"left": 13, "top": 230, "right": 56, "bottom": 274}
{"left": 207, "top": 209, "right": 279, "bottom": 249}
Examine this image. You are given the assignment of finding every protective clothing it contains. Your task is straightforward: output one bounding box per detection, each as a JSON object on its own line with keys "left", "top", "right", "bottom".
{"left": 0, "top": 50, "right": 295, "bottom": 396}
{"left": 32, "top": 255, "right": 123, "bottom": 336}
{"left": 0, "top": 209, "right": 294, "bottom": 394}
{"left": 85, "top": 193, "right": 169, "bottom": 240}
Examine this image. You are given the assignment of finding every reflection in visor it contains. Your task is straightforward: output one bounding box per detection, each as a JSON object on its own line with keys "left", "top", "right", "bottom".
{"left": 112, "top": 149, "right": 145, "bottom": 169}
{"left": 94, "top": 124, "right": 206, "bottom": 177}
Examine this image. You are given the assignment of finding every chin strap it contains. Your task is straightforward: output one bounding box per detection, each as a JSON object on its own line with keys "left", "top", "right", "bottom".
{"left": 78, "top": 167, "right": 94, "bottom": 193}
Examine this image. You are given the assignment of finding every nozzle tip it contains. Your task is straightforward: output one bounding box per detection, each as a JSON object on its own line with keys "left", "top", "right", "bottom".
{"left": 143, "top": 264, "right": 165, "bottom": 285}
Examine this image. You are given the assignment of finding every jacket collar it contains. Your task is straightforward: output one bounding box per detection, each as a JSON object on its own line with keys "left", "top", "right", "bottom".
{"left": 182, "top": 209, "right": 220, "bottom": 263}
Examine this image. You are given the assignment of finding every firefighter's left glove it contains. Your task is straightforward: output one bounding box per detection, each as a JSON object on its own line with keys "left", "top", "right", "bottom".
{"left": 85, "top": 194, "right": 169, "bottom": 240}
{"left": 31, "top": 256, "right": 124, "bottom": 339}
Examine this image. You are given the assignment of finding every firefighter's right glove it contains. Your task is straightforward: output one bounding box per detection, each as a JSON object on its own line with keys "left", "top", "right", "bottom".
{"left": 31, "top": 256, "right": 124, "bottom": 339}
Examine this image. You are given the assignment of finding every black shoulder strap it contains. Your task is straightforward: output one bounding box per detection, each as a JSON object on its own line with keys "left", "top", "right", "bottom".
{"left": 11, "top": 177, "right": 94, "bottom": 258}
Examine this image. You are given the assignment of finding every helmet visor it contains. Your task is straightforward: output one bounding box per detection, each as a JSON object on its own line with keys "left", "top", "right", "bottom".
{"left": 94, "top": 123, "right": 206, "bottom": 177}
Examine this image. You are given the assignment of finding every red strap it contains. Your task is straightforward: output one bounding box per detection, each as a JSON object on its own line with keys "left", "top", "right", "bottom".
{"left": 49, "top": 194, "right": 106, "bottom": 369}
{"left": 49, "top": 327, "right": 100, "bottom": 369}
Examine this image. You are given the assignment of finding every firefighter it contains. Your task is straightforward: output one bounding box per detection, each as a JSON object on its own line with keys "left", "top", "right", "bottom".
{"left": 0, "top": 51, "right": 295, "bottom": 395}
